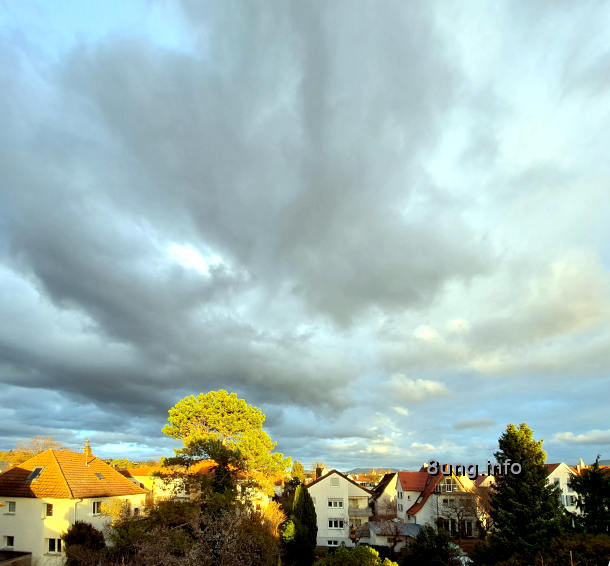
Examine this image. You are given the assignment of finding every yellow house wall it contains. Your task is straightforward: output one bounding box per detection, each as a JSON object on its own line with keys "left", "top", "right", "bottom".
{"left": 0, "top": 494, "right": 147, "bottom": 566}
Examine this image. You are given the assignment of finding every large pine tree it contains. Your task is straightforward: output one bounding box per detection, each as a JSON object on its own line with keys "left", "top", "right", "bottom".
{"left": 487, "top": 423, "right": 566, "bottom": 561}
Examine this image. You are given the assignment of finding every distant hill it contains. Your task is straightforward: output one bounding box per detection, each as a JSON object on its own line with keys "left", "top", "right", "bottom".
{"left": 347, "top": 467, "right": 398, "bottom": 474}
{"left": 599, "top": 459, "right": 609, "bottom": 466}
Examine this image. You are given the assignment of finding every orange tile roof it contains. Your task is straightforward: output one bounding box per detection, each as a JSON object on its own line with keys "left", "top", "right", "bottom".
{"left": 0, "top": 449, "right": 148, "bottom": 499}
{"left": 406, "top": 473, "right": 443, "bottom": 515}
{"left": 544, "top": 463, "right": 561, "bottom": 475}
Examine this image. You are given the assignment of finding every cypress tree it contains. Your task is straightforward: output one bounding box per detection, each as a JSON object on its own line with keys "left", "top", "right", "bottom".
{"left": 487, "top": 423, "right": 566, "bottom": 561}
{"left": 286, "top": 484, "right": 317, "bottom": 565}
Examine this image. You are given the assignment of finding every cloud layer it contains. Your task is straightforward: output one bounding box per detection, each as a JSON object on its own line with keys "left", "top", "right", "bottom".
{"left": 1, "top": 0, "right": 609, "bottom": 468}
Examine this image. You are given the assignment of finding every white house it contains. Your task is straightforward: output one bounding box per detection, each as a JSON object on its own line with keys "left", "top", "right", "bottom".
{"left": 0, "top": 443, "right": 148, "bottom": 566}
{"left": 306, "top": 469, "right": 373, "bottom": 548}
{"left": 545, "top": 463, "right": 579, "bottom": 514}
{"left": 395, "top": 470, "right": 480, "bottom": 538}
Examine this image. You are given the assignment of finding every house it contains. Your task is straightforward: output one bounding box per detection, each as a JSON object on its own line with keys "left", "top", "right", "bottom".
{"left": 396, "top": 469, "right": 481, "bottom": 538}
{"left": 356, "top": 520, "right": 421, "bottom": 553}
{"left": 544, "top": 463, "right": 579, "bottom": 513}
{"left": 306, "top": 469, "right": 373, "bottom": 548}
{"left": 371, "top": 472, "right": 398, "bottom": 518}
{"left": 0, "top": 442, "right": 148, "bottom": 566}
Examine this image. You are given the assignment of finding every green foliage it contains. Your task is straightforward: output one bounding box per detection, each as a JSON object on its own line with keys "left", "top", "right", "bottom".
{"left": 569, "top": 456, "right": 610, "bottom": 535}
{"left": 62, "top": 521, "right": 105, "bottom": 566}
{"left": 401, "top": 524, "right": 459, "bottom": 566}
{"left": 484, "top": 423, "right": 566, "bottom": 562}
{"left": 165, "top": 437, "right": 247, "bottom": 506}
{"left": 284, "top": 485, "right": 317, "bottom": 566}
{"left": 162, "top": 390, "right": 290, "bottom": 493}
{"left": 292, "top": 460, "right": 306, "bottom": 482}
{"left": 492, "top": 534, "right": 610, "bottom": 566}
{"left": 316, "top": 545, "right": 398, "bottom": 566}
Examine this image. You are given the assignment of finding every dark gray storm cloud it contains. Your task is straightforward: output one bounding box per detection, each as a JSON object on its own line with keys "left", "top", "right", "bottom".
{"left": 1, "top": 0, "right": 609, "bottom": 466}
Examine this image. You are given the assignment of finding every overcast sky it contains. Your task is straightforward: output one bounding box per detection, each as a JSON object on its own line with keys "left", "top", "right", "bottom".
{"left": 1, "top": 0, "right": 609, "bottom": 471}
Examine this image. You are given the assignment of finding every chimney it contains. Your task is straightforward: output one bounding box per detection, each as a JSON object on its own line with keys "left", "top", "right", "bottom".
{"left": 316, "top": 466, "right": 323, "bottom": 479}
{"left": 84, "top": 440, "right": 92, "bottom": 465}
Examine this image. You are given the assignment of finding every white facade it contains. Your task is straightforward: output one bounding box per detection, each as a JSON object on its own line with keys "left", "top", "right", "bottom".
{"left": 546, "top": 463, "right": 579, "bottom": 514}
{"left": 0, "top": 493, "right": 146, "bottom": 566}
{"left": 307, "top": 470, "right": 372, "bottom": 548}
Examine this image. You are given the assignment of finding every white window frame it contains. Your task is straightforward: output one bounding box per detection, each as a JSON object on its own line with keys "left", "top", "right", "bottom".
{"left": 92, "top": 501, "right": 102, "bottom": 515}
{"left": 327, "top": 498, "right": 343, "bottom": 508}
{"left": 47, "top": 538, "right": 62, "bottom": 554}
{"left": 328, "top": 519, "right": 344, "bottom": 529}
{"left": 327, "top": 540, "right": 339, "bottom": 546}
{"left": 330, "top": 477, "right": 340, "bottom": 488}
{"left": 5, "top": 501, "right": 16, "bottom": 514}
{"left": 4, "top": 535, "right": 15, "bottom": 548}
{"left": 44, "top": 503, "right": 53, "bottom": 517}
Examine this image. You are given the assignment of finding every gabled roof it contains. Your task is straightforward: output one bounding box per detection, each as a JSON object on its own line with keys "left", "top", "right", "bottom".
{"left": 0, "top": 449, "right": 148, "bottom": 499}
{"left": 372, "top": 472, "right": 396, "bottom": 499}
{"left": 544, "top": 463, "right": 575, "bottom": 476}
{"left": 397, "top": 471, "right": 429, "bottom": 492}
{"left": 405, "top": 473, "right": 443, "bottom": 515}
{"left": 306, "top": 469, "right": 374, "bottom": 495}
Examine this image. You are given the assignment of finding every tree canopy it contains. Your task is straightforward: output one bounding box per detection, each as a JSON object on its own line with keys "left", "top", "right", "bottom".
{"left": 485, "top": 423, "right": 566, "bottom": 561}
{"left": 569, "top": 455, "right": 610, "bottom": 535}
{"left": 162, "top": 390, "right": 290, "bottom": 494}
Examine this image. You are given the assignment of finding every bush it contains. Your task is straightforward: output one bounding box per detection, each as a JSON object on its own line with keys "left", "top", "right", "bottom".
{"left": 62, "top": 521, "right": 106, "bottom": 566}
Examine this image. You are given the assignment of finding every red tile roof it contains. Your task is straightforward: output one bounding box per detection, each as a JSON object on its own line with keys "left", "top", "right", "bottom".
{"left": 405, "top": 473, "right": 442, "bottom": 515}
{"left": 0, "top": 449, "right": 148, "bottom": 499}
{"left": 544, "top": 463, "right": 561, "bottom": 475}
{"left": 397, "top": 471, "right": 429, "bottom": 492}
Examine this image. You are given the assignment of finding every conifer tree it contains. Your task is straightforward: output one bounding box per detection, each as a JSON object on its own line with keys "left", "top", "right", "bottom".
{"left": 569, "top": 455, "right": 610, "bottom": 534}
{"left": 285, "top": 484, "right": 317, "bottom": 565}
{"left": 486, "top": 423, "right": 566, "bottom": 561}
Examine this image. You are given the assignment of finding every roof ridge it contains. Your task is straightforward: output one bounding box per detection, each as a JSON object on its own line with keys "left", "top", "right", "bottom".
{"left": 50, "top": 449, "right": 74, "bottom": 498}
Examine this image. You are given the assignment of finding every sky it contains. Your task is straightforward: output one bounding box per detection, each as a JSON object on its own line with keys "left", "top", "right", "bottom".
{"left": 1, "top": 0, "right": 609, "bottom": 471}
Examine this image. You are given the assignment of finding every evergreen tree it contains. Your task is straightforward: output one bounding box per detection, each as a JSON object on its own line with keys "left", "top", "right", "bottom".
{"left": 285, "top": 484, "right": 317, "bottom": 565}
{"left": 569, "top": 455, "right": 610, "bottom": 534}
{"left": 486, "top": 423, "right": 566, "bottom": 561}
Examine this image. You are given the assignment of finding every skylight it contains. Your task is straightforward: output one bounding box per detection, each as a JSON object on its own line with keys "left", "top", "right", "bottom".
{"left": 26, "top": 467, "right": 44, "bottom": 481}
{"left": 95, "top": 473, "right": 105, "bottom": 480}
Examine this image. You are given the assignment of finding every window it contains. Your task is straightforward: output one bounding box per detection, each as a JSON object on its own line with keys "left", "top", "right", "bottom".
{"left": 328, "top": 519, "right": 344, "bottom": 529}
{"left": 330, "top": 477, "right": 340, "bottom": 487}
{"left": 26, "top": 467, "right": 44, "bottom": 482}
{"left": 93, "top": 501, "right": 102, "bottom": 515}
{"left": 47, "top": 538, "right": 62, "bottom": 553}
{"left": 398, "top": 491, "right": 403, "bottom": 499}
{"left": 327, "top": 499, "right": 343, "bottom": 508}
{"left": 407, "top": 495, "right": 411, "bottom": 500}
{"left": 95, "top": 473, "right": 105, "bottom": 480}
{"left": 3, "top": 536, "right": 14, "bottom": 548}
{"left": 45, "top": 504, "right": 53, "bottom": 517}
{"left": 133, "top": 507, "right": 140, "bottom": 516}
{"left": 6, "top": 502, "right": 15, "bottom": 514}
{"left": 554, "top": 478, "right": 561, "bottom": 488}
{"left": 327, "top": 540, "right": 339, "bottom": 546}
{"left": 398, "top": 503, "right": 403, "bottom": 511}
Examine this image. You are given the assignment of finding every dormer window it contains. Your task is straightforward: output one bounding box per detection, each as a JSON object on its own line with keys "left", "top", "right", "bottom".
{"left": 26, "top": 467, "right": 44, "bottom": 482}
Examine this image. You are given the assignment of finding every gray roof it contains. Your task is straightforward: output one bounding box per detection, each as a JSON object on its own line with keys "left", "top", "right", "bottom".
{"left": 366, "top": 521, "right": 422, "bottom": 538}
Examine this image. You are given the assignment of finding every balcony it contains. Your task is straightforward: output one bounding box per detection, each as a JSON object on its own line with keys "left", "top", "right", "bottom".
{"left": 348, "top": 507, "right": 372, "bottom": 517}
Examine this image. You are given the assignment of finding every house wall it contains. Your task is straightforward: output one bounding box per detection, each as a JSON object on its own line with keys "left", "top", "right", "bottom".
{"left": 547, "top": 464, "right": 579, "bottom": 514}
{"left": 373, "top": 475, "right": 397, "bottom": 517}
{"left": 0, "top": 494, "right": 146, "bottom": 566}
{"left": 307, "top": 473, "right": 371, "bottom": 548}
